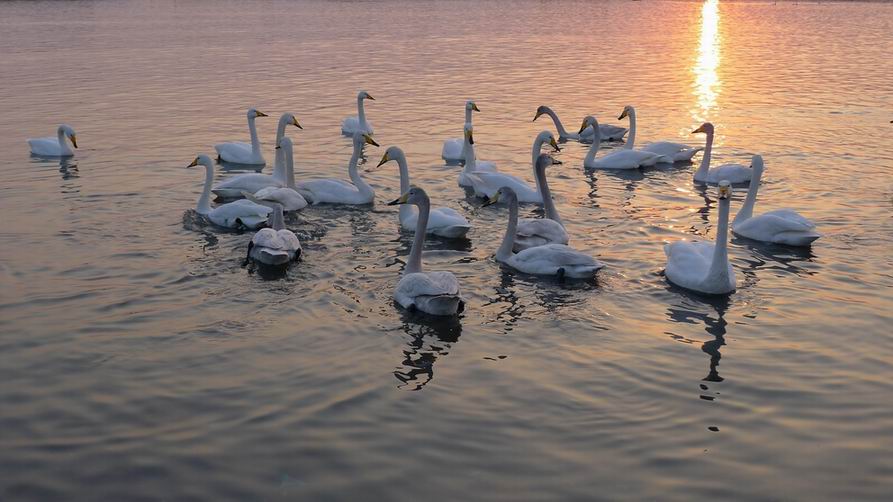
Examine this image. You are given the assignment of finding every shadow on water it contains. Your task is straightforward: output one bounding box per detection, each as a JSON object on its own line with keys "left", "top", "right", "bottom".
{"left": 394, "top": 310, "right": 463, "bottom": 391}
{"left": 664, "top": 286, "right": 732, "bottom": 384}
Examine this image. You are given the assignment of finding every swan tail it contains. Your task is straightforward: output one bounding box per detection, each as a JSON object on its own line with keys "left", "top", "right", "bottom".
{"left": 413, "top": 294, "right": 463, "bottom": 316}
{"left": 434, "top": 225, "right": 471, "bottom": 239}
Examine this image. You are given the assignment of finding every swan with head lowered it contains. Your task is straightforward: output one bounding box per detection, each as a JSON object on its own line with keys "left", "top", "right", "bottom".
{"left": 240, "top": 192, "right": 302, "bottom": 267}
{"left": 580, "top": 116, "right": 669, "bottom": 170}
{"left": 664, "top": 180, "right": 736, "bottom": 295}
{"left": 188, "top": 155, "right": 272, "bottom": 229}
{"left": 215, "top": 108, "right": 269, "bottom": 165}
{"left": 376, "top": 146, "right": 471, "bottom": 239}
{"left": 732, "top": 155, "right": 820, "bottom": 246}
{"left": 485, "top": 184, "right": 604, "bottom": 279}
{"left": 341, "top": 91, "right": 375, "bottom": 136}
{"left": 252, "top": 137, "right": 308, "bottom": 211}
{"left": 533, "top": 105, "right": 627, "bottom": 142}
{"left": 442, "top": 100, "right": 480, "bottom": 162}
{"left": 620, "top": 105, "right": 703, "bottom": 162}
{"left": 28, "top": 124, "right": 77, "bottom": 157}
{"left": 457, "top": 124, "right": 498, "bottom": 187}
{"left": 466, "top": 130, "right": 561, "bottom": 202}
{"left": 388, "top": 187, "right": 465, "bottom": 316}
{"left": 690, "top": 122, "right": 753, "bottom": 185}
{"left": 295, "top": 132, "right": 378, "bottom": 205}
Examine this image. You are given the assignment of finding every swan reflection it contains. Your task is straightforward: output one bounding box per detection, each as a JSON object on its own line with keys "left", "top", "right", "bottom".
{"left": 665, "top": 290, "right": 731, "bottom": 383}
{"left": 394, "top": 312, "right": 463, "bottom": 390}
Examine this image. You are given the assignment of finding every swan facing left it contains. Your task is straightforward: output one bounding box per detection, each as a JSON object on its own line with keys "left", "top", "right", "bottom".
{"left": 188, "top": 155, "right": 272, "bottom": 230}
{"left": 533, "top": 106, "right": 627, "bottom": 143}
{"left": 215, "top": 108, "right": 268, "bottom": 165}
{"left": 388, "top": 187, "right": 465, "bottom": 316}
{"left": 28, "top": 124, "right": 77, "bottom": 157}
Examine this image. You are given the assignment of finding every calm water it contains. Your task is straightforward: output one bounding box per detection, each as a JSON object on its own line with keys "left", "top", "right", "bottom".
{"left": 1, "top": 0, "right": 892, "bottom": 500}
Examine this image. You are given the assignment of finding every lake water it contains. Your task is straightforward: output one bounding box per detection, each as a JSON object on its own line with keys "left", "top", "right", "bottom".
{"left": 1, "top": 0, "right": 892, "bottom": 500}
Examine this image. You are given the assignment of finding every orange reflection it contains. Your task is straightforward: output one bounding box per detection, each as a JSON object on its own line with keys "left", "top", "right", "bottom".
{"left": 693, "top": 0, "right": 720, "bottom": 123}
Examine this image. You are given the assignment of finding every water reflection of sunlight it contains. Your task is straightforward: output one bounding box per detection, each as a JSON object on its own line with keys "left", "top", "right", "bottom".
{"left": 693, "top": 0, "right": 720, "bottom": 123}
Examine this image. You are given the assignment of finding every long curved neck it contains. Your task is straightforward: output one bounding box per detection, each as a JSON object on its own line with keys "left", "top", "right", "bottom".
{"left": 535, "top": 166, "right": 563, "bottom": 226}
{"left": 584, "top": 124, "right": 602, "bottom": 164}
{"left": 197, "top": 162, "right": 214, "bottom": 214}
{"left": 357, "top": 96, "right": 366, "bottom": 126}
{"left": 348, "top": 143, "right": 373, "bottom": 198}
{"left": 624, "top": 108, "right": 637, "bottom": 150}
{"left": 496, "top": 196, "right": 519, "bottom": 261}
{"left": 734, "top": 169, "right": 761, "bottom": 225}
{"left": 705, "top": 197, "right": 731, "bottom": 285}
{"left": 284, "top": 145, "right": 296, "bottom": 189}
{"left": 695, "top": 131, "right": 713, "bottom": 180}
{"left": 394, "top": 152, "right": 413, "bottom": 221}
{"left": 247, "top": 115, "right": 261, "bottom": 157}
{"left": 57, "top": 127, "right": 73, "bottom": 155}
{"left": 407, "top": 198, "right": 429, "bottom": 274}
{"left": 270, "top": 205, "right": 285, "bottom": 231}
{"left": 543, "top": 107, "right": 569, "bottom": 137}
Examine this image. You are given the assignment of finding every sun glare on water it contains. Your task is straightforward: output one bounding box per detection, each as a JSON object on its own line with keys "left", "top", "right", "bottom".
{"left": 693, "top": 0, "right": 721, "bottom": 123}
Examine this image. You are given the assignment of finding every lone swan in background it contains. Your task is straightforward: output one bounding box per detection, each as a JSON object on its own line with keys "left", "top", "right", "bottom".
{"left": 620, "top": 105, "right": 702, "bottom": 162}
{"left": 691, "top": 122, "right": 753, "bottom": 185}
{"left": 731, "top": 155, "right": 820, "bottom": 246}
{"left": 341, "top": 90, "right": 375, "bottom": 136}
{"left": 664, "top": 181, "right": 736, "bottom": 295}
{"left": 28, "top": 124, "right": 77, "bottom": 157}
{"left": 442, "top": 100, "right": 480, "bottom": 163}
{"left": 215, "top": 108, "right": 268, "bottom": 165}
{"left": 188, "top": 155, "right": 272, "bottom": 229}
{"left": 388, "top": 187, "right": 465, "bottom": 316}
{"left": 533, "top": 105, "right": 627, "bottom": 142}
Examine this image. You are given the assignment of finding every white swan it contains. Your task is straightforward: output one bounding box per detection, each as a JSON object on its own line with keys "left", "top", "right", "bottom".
{"left": 442, "top": 100, "right": 480, "bottom": 162}
{"left": 341, "top": 90, "right": 375, "bottom": 136}
{"left": 272, "top": 113, "right": 303, "bottom": 173}
{"left": 215, "top": 108, "right": 268, "bottom": 165}
{"left": 466, "top": 130, "right": 560, "bottom": 202}
{"left": 241, "top": 192, "right": 302, "bottom": 266}
{"left": 533, "top": 105, "right": 627, "bottom": 142}
{"left": 377, "top": 146, "right": 471, "bottom": 239}
{"left": 485, "top": 184, "right": 604, "bottom": 279}
{"left": 620, "top": 105, "right": 703, "bottom": 162}
{"left": 581, "top": 116, "right": 669, "bottom": 170}
{"left": 188, "top": 155, "right": 272, "bottom": 229}
{"left": 28, "top": 124, "right": 77, "bottom": 157}
{"left": 296, "top": 133, "right": 378, "bottom": 205}
{"left": 213, "top": 117, "right": 298, "bottom": 198}
{"left": 458, "top": 124, "right": 498, "bottom": 188}
{"left": 513, "top": 154, "right": 570, "bottom": 252}
{"left": 691, "top": 122, "right": 753, "bottom": 185}
{"left": 253, "top": 137, "right": 308, "bottom": 211}
{"left": 664, "top": 180, "right": 736, "bottom": 295}
{"left": 732, "top": 155, "right": 820, "bottom": 246}
{"left": 387, "top": 187, "right": 464, "bottom": 316}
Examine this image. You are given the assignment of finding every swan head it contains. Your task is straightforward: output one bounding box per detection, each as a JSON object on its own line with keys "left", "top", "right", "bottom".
{"left": 535, "top": 153, "right": 560, "bottom": 171}
{"left": 247, "top": 108, "right": 268, "bottom": 119}
{"left": 533, "top": 105, "right": 551, "bottom": 122}
{"left": 376, "top": 146, "right": 404, "bottom": 168}
{"left": 750, "top": 154, "right": 764, "bottom": 177}
{"left": 464, "top": 125, "right": 474, "bottom": 145}
{"left": 358, "top": 90, "right": 375, "bottom": 101}
{"left": 59, "top": 124, "right": 78, "bottom": 148}
{"left": 187, "top": 154, "right": 214, "bottom": 169}
{"left": 692, "top": 122, "right": 714, "bottom": 135}
{"left": 717, "top": 180, "right": 732, "bottom": 200}
{"left": 280, "top": 113, "right": 303, "bottom": 130}
{"left": 482, "top": 186, "right": 517, "bottom": 207}
{"left": 277, "top": 136, "right": 294, "bottom": 150}
{"left": 387, "top": 186, "right": 428, "bottom": 207}
{"left": 466, "top": 100, "right": 480, "bottom": 112}
{"left": 535, "top": 130, "right": 560, "bottom": 152}
{"left": 618, "top": 105, "right": 634, "bottom": 120}
{"left": 579, "top": 116, "right": 598, "bottom": 134}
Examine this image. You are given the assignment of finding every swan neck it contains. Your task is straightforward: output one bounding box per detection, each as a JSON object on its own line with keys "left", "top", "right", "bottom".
{"left": 407, "top": 198, "right": 429, "bottom": 274}
{"left": 464, "top": 107, "right": 473, "bottom": 125}
{"left": 357, "top": 96, "right": 366, "bottom": 126}
{"left": 270, "top": 205, "right": 285, "bottom": 231}
{"left": 285, "top": 144, "right": 296, "bottom": 189}
{"left": 496, "top": 196, "right": 519, "bottom": 261}
{"left": 545, "top": 108, "right": 569, "bottom": 137}
{"left": 348, "top": 143, "right": 373, "bottom": 197}
{"left": 734, "top": 167, "right": 761, "bottom": 225}
{"left": 57, "top": 127, "right": 73, "bottom": 155}
{"left": 396, "top": 153, "right": 412, "bottom": 222}
{"left": 536, "top": 166, "right": 563, "bottom": 226}
{"left": 705, "top": 197, "right": 731, "bottom": 285}
{"left": 695, "top": 131, "right": 713, "bottom": 179}
{"left": 625, "top": 108, "right": 636, "bottom": 150}
{"left": 273, "top": 117, "right": 288, "bottom": 175}
{"left": 197, "top": 162, "right": 214, "bottom": 214}
{"left": 585, "top": 125, "right": 602, "bottom": 164}
{"left": 463, "top": 138, "right": 477, "bottom": 173}
{"left": 248, "top": 115, "right": 261, "bottom": 157}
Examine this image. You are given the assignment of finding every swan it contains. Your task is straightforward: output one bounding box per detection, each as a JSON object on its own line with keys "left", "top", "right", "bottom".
{"left": 253, "top": 137, "right": 308, "bottom": 211}
{"left": 580, "top": 116, "right": 669, "bottom": 170}
{"left": 512, "top": 154, "right": 570, "bottom": 252}
{"left": 691, "top": 122, "right": 753, "bottom": 185}
{"left": 387, "top": 187, "right": 464, "bottom": 316}
{"left": 341, "top": 90, "right": 375, "bottom": 136}
{"left": 457, "top": 124, "right": 498, "bottom": 187}
{"left": 377, "top": 146, "right": 471, "bottom": 239}
{"left": 215, "top": 108, "right": 268, "bottom": 165}
{"left": 212, "top": 117, "right": 299, "bottom": 198}
{"left": 466, "top": 130, "right": 561, "bottom": 202}
{"left": 442, "top": 100, "right": 480, "bottom": 162}
{"left": 241, "top": 192, "right": 302, "bottom": 266}
{"left": 28, "top": 124, "right": 77, "bottom": 157}
{"left": 188, "top": 155, "right": 272, "bottom": 229}
{"left": 533, "top": 105, "right": 627, "bottom": 142}
{"left": 620, "top": 105, "right": 703, "bottom": 162}
{"left": 272, "top": 113, "right": 303, "bottom": 173}
{"left": 484, "top": 184, "right": 604, "bottom": 279}
{"left": 732, "top": 155, "right": 820, "bottom": 246}
{"left": 664, "top": 180, "right": 736, "bottom": 295}
{"left": 296, "top": 132, "right": 378, "bottom": 205}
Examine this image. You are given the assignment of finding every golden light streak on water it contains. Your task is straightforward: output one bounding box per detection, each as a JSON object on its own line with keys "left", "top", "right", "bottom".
{"left": 692, "top": 0, "right": 720, "bottom": 124}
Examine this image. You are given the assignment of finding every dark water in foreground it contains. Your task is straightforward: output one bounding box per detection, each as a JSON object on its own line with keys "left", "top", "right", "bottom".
{"left": 1, "top": 0, "right": 892, "bottom": 500}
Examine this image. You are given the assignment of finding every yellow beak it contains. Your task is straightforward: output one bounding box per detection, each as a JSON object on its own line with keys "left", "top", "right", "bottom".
{"left": 255, "top": 110, "right": 268, "bottom": 117}
{"left": 691, "top": 125, "right": 706, "bottom": 134}
{"left": 366, "top": 94, "right": 375, "bottom": 101}
{"left": 363, "top": 134, "right": 379, "bottom": 147}
{"left": 291, "top": 117, "right": 303, "bottom": 129}
{"left": 471, "top": 103, "right": 480, "bottom": 112}
{"left": 578, "top": 120, "right": 589, "bottom": 134}
{"left": 377, "top": 152, "right": 390, "bottom": 168}
{"left": 187, "top": 157, "right": 200, "bottom": 167}
{"left": 619, "top": 109, "right": 629, "bottom": 120}
{"left": 69, "top": 134, "right": 78, "bottom": 148}
{"left": 550, "top": 137, "right": 560, "bottom": 151}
